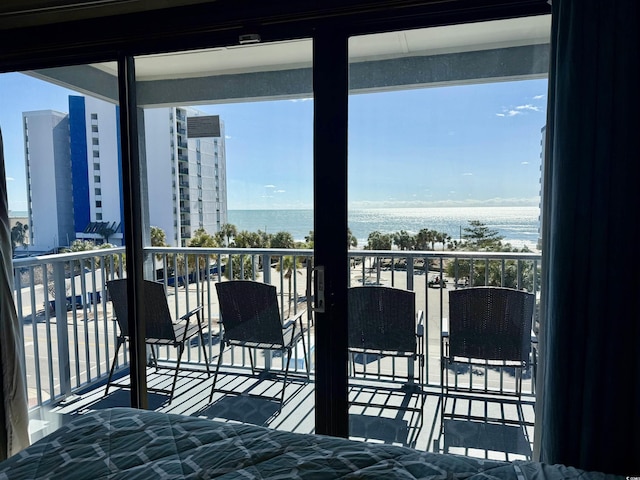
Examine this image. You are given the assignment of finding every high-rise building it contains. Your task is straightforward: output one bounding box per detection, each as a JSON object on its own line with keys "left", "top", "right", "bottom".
{"left": 538, "top": 125, "right": 546, "bottom": 251}
{"left": 69, "top": 95, "right": 123, "bottom": 246}
{"left": 144, "top": 107, "right": 228, "bottom": 246}
{"left": 23, "top": 110, "right": 74, "bottom": 251}
{"left": 23, "top": 96, "right": 227, "bottom": 251}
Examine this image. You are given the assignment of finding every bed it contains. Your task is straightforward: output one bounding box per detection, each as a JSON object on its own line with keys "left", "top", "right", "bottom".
{"left": 0, "top": 408, "right": 622, "bottom": 479}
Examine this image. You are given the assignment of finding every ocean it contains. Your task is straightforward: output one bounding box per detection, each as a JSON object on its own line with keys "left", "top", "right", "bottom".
{"left": 228, "top": 206, "right": 540, "bottom": 251}
{"left": 11, "top": 207, "right": 539, "bottom": 250}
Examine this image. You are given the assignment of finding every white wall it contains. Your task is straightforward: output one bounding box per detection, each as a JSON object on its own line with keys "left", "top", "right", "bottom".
{"left": 144, "top": 107, "right": 178, "bottom": 245}
{"left": 24, "top": 110, "right": 72, "bottom": 251}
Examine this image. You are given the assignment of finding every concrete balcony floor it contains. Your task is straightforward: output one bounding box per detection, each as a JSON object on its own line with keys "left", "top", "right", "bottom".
{"left": 39, "top": 363, "right": 536, "bottom": 462}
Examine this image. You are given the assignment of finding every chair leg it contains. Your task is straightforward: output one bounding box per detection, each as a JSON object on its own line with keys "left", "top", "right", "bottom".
{"left": 104, "top": 338, "right": 123, "bottom": 396}
{"left": 209, "top": 343, "right": 226, "bottom": 403}
{"left": 281, "top": 347, "right": 292, "bottom": 405}
{"left": 169, "top": 344, "right": 185, "bottom": 402}
{"left": 150, "top": 345, "right": 159, "bottom": 371}
{"left": 299, "top": 321, "right": 310, "bottom": 378}
{"left": 198, "top": 325, "right": 211, "bottom": 375}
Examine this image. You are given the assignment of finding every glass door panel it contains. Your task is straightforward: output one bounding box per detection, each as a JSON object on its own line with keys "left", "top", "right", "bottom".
{"left": 348, "top": 15, "right": 549, "bottom": 457}
{"left": 133, "top": 39, "right": 315, "bottom": 429}
{"left": 1, "top": 63, "right": 122, "bottom": 441}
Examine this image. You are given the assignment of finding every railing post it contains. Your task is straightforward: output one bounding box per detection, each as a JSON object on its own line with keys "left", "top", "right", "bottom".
{"left": 406, "top": 257, "right": 415, "bottom": 382}
{"left": 262, "top": 253, "right": 271, "bottom": 370}
{"left": 262, "top": 254, "right": 271, "bottom": 284}
{"left": 407, "top": 256, "right": 414, "bottom": 292}
{"left": 53, "top": 261, "right": 72, "bottom": 397}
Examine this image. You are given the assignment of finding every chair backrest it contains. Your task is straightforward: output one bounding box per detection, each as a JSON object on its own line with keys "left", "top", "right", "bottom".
{"left": 215, "top": 281, "right": 284, "bottom": 346}
{"left": 448, "top": 286, "right": 534, "bottom": 364}
{"left": 106, "top": 279, "right": 176, "bottom": 341}
{"left": 348, "top": 286, "right": 416, "bottom": 354}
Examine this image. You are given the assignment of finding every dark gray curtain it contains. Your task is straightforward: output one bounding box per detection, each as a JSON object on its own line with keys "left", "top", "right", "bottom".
{"left": 540, "top": 0, "right": 640, "bottom": 476}
{"left": 0, "top": 129, "right": 30, "bottom": 459}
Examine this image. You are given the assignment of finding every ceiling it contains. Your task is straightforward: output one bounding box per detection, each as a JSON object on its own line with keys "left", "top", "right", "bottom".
{"left": 85, "top": 14, "right": 550, "bottom": 81}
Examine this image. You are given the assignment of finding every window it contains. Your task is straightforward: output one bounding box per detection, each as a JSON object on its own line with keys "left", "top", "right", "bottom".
{"left": 94, "top": 175, "right": 101, "bottom": 183}
{"left": 95, "top": 188, "right": 102, "bottom": 196}
{"left": 91, "top": 113, "right": 98, "bottom": 120}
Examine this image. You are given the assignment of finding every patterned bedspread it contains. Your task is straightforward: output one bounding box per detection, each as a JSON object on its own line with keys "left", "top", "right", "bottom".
{"left": 0, "top": 408, "right": 621, "bottom": 479}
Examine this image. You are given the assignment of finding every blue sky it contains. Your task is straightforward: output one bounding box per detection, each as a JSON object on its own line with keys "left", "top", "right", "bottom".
{"left": 1, "top": 72, "right": 547, "bottom": 212}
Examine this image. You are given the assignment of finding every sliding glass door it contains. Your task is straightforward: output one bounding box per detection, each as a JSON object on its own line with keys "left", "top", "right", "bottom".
{"left": 347, "top": 15, "right": 549, "bottom": 457}
{"left": 131, "top": 40, "right": 316, "bottom": 425}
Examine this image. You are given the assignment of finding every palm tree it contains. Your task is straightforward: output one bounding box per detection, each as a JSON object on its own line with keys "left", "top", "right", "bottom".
{"left": 347, "top": 228, "right": 358, "bottom": 249}
{"left": 393, "top": 230, "right": 415, "bottom": 251}
{"left": 151, "top": 226, "right": 167, "bottom": 247}
{"left": 435, "top": 231, "right": 451, "bottom": 250}
{"left": 270, "top": 231, "right": 295, "bottom": 249}
{"left": 415, "top": 228, "right": 434, "bottom": 251}
{"left": 217, "top": 223, "right": 237, "bottom": 247}
{"left": 188, "top": 228, "right": 218, "bottom": 271}
{"left": 10, "top": 221, "right": 28, "bottom": 254}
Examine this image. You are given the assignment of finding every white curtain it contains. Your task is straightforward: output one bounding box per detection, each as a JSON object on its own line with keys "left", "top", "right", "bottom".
{"left": 0, "top": 128, "right": 30, "bottom": 459}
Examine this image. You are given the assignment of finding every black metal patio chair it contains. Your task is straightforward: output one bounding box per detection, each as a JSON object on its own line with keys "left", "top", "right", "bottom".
{"left": 441, "top": 286, "right": 536, "bottom": 446}
{"left": 210, "top": 280, "right": 309, "bottom": 405}
{"left": 348, "top": 286, "right": 425, "bottom": 430}
{"left": 105, "top": 279, "right": 210, "bottom": 402}
{"left": 348, "top": 285, "right": 425, "bottom": 387}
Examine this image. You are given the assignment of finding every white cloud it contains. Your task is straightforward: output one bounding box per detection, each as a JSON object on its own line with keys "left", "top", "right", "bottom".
{"left": 275, "top": 189, "right": 286, "bottom": 193}
{"left": 496, "top": 109, "right": 522, "bottom": 117}
{"left": 516, "top": 104, "right": 541, "bottom": 112}
{"left": 7, "top": 177, "right": 14, "bottom": 181}
{"left": 533, "top": 94, "right": 545, "bottom": 100}
{"left": 289, "top": 98, "right": 313, "bottom": 103}
{"left": 462, "top": 172, "right": 473, "bottom": 176}
{"left": 521, "top": 161, "right": 530, "bottom": 165}
{"left": 497, "top": 101, "right": 543, "bottom": 117}
{"left": 225, "top": 135, "right": 232, "bottom": 140}
{"left": 263, "top": 184, "right": 276, "bottom": 188}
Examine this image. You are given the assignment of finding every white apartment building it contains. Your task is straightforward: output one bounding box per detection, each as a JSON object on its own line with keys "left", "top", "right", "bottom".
{"left": 538, "top": 125, "right": 546, "bottom": 250}
{"left": 144, "top": 107, "right": 228, "bottom": 246}
{"left": 23, "top": 110, "right": 74, "bottom": 252}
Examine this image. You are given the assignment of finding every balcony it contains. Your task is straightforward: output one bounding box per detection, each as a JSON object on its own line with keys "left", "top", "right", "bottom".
{"left": 13, "top": 246, "right": 540, "bottom": 460}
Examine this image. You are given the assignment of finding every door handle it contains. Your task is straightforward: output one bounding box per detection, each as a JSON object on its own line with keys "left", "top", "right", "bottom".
{"left": 314, "top": 265, "right": 325, "bottom": 313}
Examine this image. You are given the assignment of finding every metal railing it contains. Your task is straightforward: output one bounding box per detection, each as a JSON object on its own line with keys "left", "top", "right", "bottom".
{"left": 13, "top": 247, "right": 125, "bottom": 408}
{"left": 13, "top": 246, "right": 541, "bottom": 410}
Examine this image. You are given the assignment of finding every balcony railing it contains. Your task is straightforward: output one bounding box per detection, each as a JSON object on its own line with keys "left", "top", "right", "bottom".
{"left": 13, "top": 246, "right": 541, "bottom": 412}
